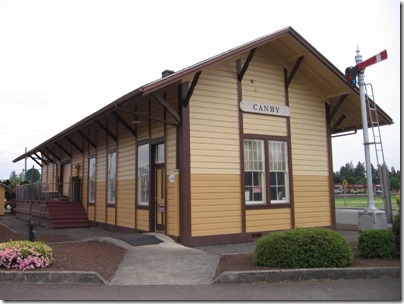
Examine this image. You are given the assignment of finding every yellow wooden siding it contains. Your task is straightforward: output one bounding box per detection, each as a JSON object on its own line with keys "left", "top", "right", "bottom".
{"left": 242, "top": 50, "right": 285, "bottom": 105}
{"left": 293, "top": 175, "right": 331, "bottom": 227}
{"left": 289, "top": 78, "right": 329, "bottom": 176}
{"left": 243, "top": 113, "right": 287, "bottom": 136}
{"left": 189, "top": 62, "right": 240, "bottom": 175}
{"left": 137, "top": 209, "right": 149, "bottom": 231}
{"left": 115, "top": 121, "right": 136, "bottom": 228}
{"left": 241, "top": 50, "right": 287, "bottom": 136}
{"left": 150, "top": 97, "right": 164, "bottom": 139}
{"left": 246, "top": 208, "right": 292, "bottom": 232}
{"left": 95, "top": 126, "right": 106, "bottom": 222}
{"left": 136, "top": 98, "right": 151, "bottom": 142}
{"left": 190, "top": 174, "right": 242, "bottom": 237}
{"left": 166, "top": 125, "right": 178, "bottom": 236}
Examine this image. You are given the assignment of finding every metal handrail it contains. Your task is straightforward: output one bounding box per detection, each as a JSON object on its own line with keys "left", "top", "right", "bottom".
{"left": 15, "top": 182, "right": 81, "bottom": 202}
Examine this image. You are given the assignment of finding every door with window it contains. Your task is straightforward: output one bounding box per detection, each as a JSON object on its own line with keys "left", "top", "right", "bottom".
{"left": 154, "top": 143, "right": 165, "bottom": 232}
{"left": 61, "top": 163, "right": 71, "bottom": 198}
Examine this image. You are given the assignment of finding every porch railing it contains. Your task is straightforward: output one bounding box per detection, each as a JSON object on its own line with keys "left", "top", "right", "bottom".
{"left": 15, "top": 181, "right": 81, "bottom": 202}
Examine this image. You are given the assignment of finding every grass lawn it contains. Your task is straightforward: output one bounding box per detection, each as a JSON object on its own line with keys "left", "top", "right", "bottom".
{"left": 335, "top": 194, "right": 399, "bottom": 210}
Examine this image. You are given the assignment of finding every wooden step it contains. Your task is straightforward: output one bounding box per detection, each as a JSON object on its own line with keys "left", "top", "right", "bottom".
{"left": 47, "top": 201, "right": 91, "bottom": 229}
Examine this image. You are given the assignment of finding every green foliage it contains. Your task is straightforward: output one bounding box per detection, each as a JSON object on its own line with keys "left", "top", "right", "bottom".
{"left": 358, "top": 229, "right": 396, "bottom": 259}
{"left": 253, "top": 228, "right": 353, "bottom": 268}
{"left": 333, "top": 162, "right": 400, "bottom": 190}
{"left": 396, "top": 191, "right": 400, "bottom": 210}
{"left": 392, "top": 214, "right": 400, "bottom": 257}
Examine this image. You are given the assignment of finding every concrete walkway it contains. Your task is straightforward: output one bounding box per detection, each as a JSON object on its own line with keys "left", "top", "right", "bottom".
{"left": 106, "top": 234, "right": 220, "bottom": 285}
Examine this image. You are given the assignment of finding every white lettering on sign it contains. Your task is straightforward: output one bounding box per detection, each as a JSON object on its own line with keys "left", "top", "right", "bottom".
{"left": 240, "top": 100, "right": 290, "bottom": 117}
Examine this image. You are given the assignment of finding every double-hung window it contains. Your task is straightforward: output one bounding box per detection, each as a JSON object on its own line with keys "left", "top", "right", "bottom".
{"left": 243, "top": 138, "right": 289, "bottom": 205}
{"left": 269, "top": 141, "right": 288, "bottom": 203}
{"left": 244, "top": 139, "right": 265, "bottom": 204}
{"left": 107, "top": 152, "right": 116, "bottom": 205}
{"left": 137, "top": 144, "right": 150, "bottom": 206}
{"left": 88, "top": 157, "right": 96, "bottom": 203}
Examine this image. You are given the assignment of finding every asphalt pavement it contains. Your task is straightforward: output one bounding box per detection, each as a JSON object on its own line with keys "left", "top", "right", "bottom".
{"left": 0, "top": 210, "right": 400, "bottom": 285}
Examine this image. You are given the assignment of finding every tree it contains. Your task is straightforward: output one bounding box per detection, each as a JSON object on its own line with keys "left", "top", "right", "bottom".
{"left": 390, "top": 177, "right": 400, "bottom": 192}
{"left": 354, "top": 161, "right": 366, "bottom": 184}
{"left": 9, "top": 170, "right": 17, "bottom": 181}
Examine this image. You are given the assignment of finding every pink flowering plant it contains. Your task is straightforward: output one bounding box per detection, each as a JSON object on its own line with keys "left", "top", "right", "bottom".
{"left": 0, "top": 240, "right": 53, "bottom": 270}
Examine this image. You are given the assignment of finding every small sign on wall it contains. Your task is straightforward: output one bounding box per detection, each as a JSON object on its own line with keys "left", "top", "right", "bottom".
{"left": 240, "top": 100, "right": 290, "bottom": 117}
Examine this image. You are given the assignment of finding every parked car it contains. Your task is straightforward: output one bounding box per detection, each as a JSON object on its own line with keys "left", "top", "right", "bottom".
{"left": 334, "top": 189, "right": 343, "bottom": 195}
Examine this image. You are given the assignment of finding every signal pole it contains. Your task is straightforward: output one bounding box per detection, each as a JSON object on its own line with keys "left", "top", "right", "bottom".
{"left": 355, "top": 48, "right": 377, "bottom": 211}
{"left": 349, "top": 48, "right": 388, "bottom": 230}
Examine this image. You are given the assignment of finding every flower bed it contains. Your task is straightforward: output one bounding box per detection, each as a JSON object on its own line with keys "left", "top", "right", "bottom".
{"left": 0, "top": 240, "right": 53, "bottom": 270}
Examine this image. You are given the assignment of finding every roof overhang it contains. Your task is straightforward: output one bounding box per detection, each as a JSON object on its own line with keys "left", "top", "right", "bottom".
{"left": 13, "top": 26, "right": 393, "bottom": 164}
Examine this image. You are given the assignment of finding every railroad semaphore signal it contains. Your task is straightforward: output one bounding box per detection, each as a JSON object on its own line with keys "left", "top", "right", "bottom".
{"left": 344, "top": 50, "right": 388, "bottom": 88}
{"left": 346, "top": 48, "right": 389, "bottom": 229}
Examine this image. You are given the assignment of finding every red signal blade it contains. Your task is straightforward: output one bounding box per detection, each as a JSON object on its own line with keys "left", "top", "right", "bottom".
{"left": 356, "top": 50, "right": 388, "bottom": 70}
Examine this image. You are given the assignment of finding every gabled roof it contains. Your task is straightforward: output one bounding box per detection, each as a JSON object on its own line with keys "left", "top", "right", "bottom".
{"left": 13, "top": 26, "right": 393, "bottom": 164}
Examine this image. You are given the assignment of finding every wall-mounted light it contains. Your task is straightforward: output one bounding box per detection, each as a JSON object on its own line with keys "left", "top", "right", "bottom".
{"left": 131, "top": 114, "right": 142, "bottom": 124}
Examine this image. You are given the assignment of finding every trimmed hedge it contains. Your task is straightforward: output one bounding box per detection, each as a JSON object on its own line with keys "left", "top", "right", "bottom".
{"left": 358, "top": 229, "right": 396, "bottom": 259}
{"left": 253, "top": 228, "right": 353, "bottom": 268}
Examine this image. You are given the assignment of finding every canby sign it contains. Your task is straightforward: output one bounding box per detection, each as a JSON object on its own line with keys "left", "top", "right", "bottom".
{"left": 240, "top": 100, "right": 290, "bottom": 117}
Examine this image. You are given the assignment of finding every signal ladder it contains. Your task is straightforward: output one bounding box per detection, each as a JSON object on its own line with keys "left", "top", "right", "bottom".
{"left": 365, "top": 83, "right": 393, "bottom": 223}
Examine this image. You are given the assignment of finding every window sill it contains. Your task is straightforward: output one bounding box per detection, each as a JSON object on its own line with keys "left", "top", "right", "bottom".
{"left": 246, "top": 203, "right": 290, "bottom": 210}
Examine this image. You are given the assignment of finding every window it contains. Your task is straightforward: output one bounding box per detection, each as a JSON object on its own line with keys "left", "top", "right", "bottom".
{"left": 137, "top": 144, "right": 150, "bottom": 206}
{"left": 269, "top": 141, "right": 289, "bottom": 203}
{"left": 107, "top": 152, "right": 116, "bottom": 204}
{"left": 244, "top": 139, "right": 265, "bottom": 204}
{"left": 155, "top": 143, "right": 165, "bottom": 164}
{"left": 243, "top": 138, "right": 290, "bottom": 205}
{"left": 88, "top": 157, "right": 96, "bottom": 203}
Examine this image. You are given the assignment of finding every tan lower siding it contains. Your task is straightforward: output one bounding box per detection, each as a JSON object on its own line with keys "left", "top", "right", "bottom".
{"left": 166, "top": 175, "right": 180, "bottom": 237}
{"left": 95, "top": 181, "right": 106, "bottom": 223}
{"left": 137, "top": 209, "right": 149, "bottom": 231}
{"left": 116, "top": 179, "right": 135, "bottom": 229}
{"left": 246, "top": 209, "right": 291, "bottom": 232}
{"left": 87, "top": 205, "right": 95, "bottom": 221}
{"left": 293, "top": 175, "right": 332, "bottom": 228}
{"left": 107, "top": 207, "right": 115, "bottom": 225}
{"left": 191, "top": 174, "right": 241, "bottom": 237}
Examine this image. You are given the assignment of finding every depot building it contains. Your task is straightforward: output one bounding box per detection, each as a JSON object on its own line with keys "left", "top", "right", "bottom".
{"left": 14, "top": 27, "right": 393, "bottom": 246}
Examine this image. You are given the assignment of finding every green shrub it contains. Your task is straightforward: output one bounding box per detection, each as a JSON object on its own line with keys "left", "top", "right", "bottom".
{"left": 392, "top": 214, "right": 400, "bottom": 257}
{"left": 358, "top": 229, "right": 396, "bottom": 259}
{"left": 253, "top": 228, "right": 353, "bottom": 268}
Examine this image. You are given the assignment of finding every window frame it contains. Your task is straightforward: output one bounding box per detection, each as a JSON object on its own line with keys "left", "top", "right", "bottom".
{"left": 242, "top": 135, "right": 291, "bottom": 208}
{"left": 88, "top": 156, "right": 96, "bottom": 204}
{"left": 107, "top": 151, "right": 116, "bottom": 205}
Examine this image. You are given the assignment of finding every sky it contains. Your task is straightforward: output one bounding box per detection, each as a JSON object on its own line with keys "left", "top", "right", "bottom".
{"left": 0, "top": 0, "right": 401, "bottom": 180}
